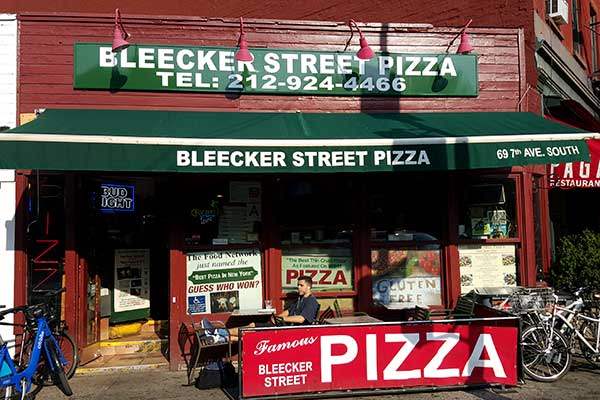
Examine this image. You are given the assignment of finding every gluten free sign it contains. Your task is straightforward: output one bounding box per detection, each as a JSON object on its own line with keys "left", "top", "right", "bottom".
{"left": 241, "top": 321, "right": 518, "bottom": 397}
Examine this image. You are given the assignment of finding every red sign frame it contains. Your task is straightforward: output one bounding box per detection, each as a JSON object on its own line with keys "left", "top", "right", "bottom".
{"left": 240, "top": 318, "right": 519, "bottom": 398}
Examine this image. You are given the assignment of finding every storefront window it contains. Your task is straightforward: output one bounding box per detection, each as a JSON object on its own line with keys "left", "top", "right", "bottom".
{"left": 458, "top": 177, "right": 518, "bottom": 239}
{"left": 277, "top": 178, "right": 355, "bottom": 293}
{"left": 181, "top": 180, "right": 262, "bottom": 246}
{"left": 367, "top": 174, "right": 445, "bottom": 308}
{"left": 371, "top": 248, "right": 442, "bottom": 309}
{"left": 367, "top": 175, "right": 445, "bottom": 242}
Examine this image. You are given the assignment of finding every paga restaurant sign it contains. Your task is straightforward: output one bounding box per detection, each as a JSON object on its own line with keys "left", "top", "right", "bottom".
{"left": 549, "top": 139, "right": 600, "bottom": 188}
{"left": 74, "top": 43, "right": 478, "bottom": 96}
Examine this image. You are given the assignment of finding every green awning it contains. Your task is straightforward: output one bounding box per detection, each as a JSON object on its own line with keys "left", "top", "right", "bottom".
{"left": 1, "top": 109, "right": 597, "bottom": 173}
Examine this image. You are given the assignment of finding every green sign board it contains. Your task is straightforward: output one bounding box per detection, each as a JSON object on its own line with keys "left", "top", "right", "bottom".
{"left": 73, "top": 43, "right": 478, "bottom": 96}
{"left": 0, "top": 141, "right": 588, "bottom": 173}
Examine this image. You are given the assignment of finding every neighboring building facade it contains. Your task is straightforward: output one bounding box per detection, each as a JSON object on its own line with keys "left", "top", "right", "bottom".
{"left": 0, "top": 13, "right": 17, "bottom": 345}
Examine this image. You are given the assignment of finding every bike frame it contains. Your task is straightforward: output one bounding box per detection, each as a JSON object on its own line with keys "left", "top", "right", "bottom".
{"left": 551, "top": 298, "right": 600, "bottom": 353}
{"left": 0, "top": 317, "right": 66, "bottom": 394}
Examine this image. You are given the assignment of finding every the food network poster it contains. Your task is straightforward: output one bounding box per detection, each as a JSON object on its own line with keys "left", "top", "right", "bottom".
{"left": 371, "top": 249, "right": 442, "bottom": 309}
{"left": 186, "top": 248, "right": 263, "bottom": 314}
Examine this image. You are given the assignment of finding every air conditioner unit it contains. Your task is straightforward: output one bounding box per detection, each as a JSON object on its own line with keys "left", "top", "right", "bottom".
{"left": 548, "top": 0, "right": 569, "bottom": 25}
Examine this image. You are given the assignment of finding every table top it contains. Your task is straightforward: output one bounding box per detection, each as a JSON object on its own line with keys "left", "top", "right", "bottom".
{"left": 324, "top": 315, "right": 383, "bottom": 324}
{"left": 230, "top": 308, "right": 275, "bottom": 317}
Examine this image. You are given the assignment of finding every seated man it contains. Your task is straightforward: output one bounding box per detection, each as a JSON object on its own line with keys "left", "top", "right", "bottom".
{"left": 229, "top": 275, "right": 319, "bottom": 341}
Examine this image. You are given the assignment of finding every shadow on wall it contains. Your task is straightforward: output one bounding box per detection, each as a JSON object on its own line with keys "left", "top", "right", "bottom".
{"left": 5, "top": 217, "right": 15, "bottom": 250}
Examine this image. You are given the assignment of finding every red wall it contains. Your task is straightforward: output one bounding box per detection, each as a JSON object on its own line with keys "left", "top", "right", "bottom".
{"left": 7, "top": 1, "right": 540, "bottom": 113}
{"left": 18, "top": 14, "right": 525, "bottom": 116}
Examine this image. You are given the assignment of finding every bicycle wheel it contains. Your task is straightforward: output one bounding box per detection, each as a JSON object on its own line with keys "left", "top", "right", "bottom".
{"left": 21, "top": 330, "right": 78, "bottom": 385}
{"left": 44, "top": 338, "right": 72, "bottom": 396}
{"left": 52, "top": 331, "right": 78, "bottom": 380}
{"left": 521, "top": 325, "right": 572, "bottom": 382}
{"left": 579, "top": 320, "right": 600, "bottom": 369}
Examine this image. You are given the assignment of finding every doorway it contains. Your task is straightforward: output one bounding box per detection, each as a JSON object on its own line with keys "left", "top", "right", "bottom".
{"left": 75, "top": 174, "right": 170, "bottom": 369}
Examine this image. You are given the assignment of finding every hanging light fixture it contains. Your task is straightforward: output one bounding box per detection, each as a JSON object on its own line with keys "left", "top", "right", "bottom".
{"left": 112, "top": 8, "right": 130, "bottom": 53}
{"left": 445, "top": 19, "right": 474, "bottom": 54}
{"left": 345, "top": 19, "right": 374, "bottom": 60}
{"left": 456, "top": 19, "right": 474, "bottom": 54}
{"left": 235, "top": 17, "right": 254, "bottom": 62}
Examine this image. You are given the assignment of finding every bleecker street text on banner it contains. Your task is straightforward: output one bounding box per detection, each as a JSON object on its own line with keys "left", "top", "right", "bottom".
{"left": 241, "top": 321, "right": 518, "bottom": 397}
{"left": 186, "top": 249, "right": 263, "bottom": 314}
{"left": 173, "top": 144, "right": 586, "bottom": 172}
{"left": 74, "top": 43, "right": 478, "bottom": 96}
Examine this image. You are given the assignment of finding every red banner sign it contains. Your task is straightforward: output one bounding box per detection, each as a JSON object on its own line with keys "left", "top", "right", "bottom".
{"left": 549, "top": 139, "right": 600, "bottom": 188}
{"left": 240, "top": 321, "right": 518, "bottom": 397}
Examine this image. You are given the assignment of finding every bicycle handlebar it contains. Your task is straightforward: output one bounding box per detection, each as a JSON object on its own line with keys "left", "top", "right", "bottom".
{"left": 0, "top": 288, "right": 66, "bottom": 320}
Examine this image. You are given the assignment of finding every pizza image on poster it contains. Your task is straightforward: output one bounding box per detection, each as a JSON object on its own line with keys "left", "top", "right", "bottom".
{"left": 186, "top": 248, "right": 263, "bottom": 314}
{"left": 371, "top": 249, "right": 442, "bottom": 309}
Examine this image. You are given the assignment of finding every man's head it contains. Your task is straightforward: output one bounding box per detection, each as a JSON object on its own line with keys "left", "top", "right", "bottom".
{"left": 297, "top": 275, "right": 313, "bottom": 296}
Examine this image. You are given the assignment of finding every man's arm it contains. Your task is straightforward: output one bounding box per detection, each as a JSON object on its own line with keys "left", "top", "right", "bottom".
{"left": 278, "top": 309, "right": 290, "bottom": 318}
{"left": 282, "top": 315, "right": 305, "bottom": 324}
{"left": 279, "top": 309, "right": 304, "bottom": 323}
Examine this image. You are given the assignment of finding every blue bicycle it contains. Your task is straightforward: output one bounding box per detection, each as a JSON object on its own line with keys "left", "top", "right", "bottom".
{"left": 0, "top": 301, "right": 73, "bottom": 399}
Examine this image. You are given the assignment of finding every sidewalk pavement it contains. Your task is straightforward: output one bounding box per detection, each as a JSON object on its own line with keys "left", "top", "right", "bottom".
{"left": 35, "top": 359, "right": 600, "bottom": 400}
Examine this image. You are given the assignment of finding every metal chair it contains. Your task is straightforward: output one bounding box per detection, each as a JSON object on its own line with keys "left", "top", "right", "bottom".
{"left": 332, "top": 298, "right": 368, "bottom": 318}
{"left": 314, "top": 306, "right": 334, "bottom": 324}
{"left": 429, "top": 295, "right": 476, "bottom": 319}
{"left": 178, "top": 321, "right": 231, "bottom": 385}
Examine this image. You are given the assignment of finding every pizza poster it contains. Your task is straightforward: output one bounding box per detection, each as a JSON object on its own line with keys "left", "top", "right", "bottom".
{"left": 371, "top": 249, "right": 442, "bottom": 309}
{"left": 186, "top": 248, "right": 263, "bottom": 314}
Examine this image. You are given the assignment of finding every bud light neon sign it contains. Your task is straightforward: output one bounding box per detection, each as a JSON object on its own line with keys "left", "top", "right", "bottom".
{"left": 99, "top": 183, "right": 135, "bottom": 213}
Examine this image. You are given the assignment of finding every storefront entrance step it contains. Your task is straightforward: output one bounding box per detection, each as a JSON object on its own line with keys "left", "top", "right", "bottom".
{"left": 76, "top": 352, "right": 168, "bottom": 375}
{"left": 98, "top": 334, "right": 168, "bottom": 356}
{"left": 141, "top": 319, "right": 169, "bottom": 334}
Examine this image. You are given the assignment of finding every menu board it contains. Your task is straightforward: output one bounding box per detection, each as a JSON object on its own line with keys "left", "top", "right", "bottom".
{"left": 281, "top": 249, "right": 353, "bottom": 292}
{"left": 186, "top": 248, "right": 263, "bottom": 314}
{"left": 371, "top": 249, "right": 442, "bottom": 309}
{"left": 459, "top": 244, "right": 517, "bottom": 293}
{"left": 113, "top": 249, "right": 150, "bottom": 313}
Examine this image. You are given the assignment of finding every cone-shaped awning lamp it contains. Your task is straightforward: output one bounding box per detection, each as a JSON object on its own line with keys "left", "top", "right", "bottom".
{"left": 235, "top": 17, "right": 254, "bottom": 62}
{"left": 112, "top": 8, "right": 130, "bottom": 53}
{"left": 347, "top": 19, "right": 374, "bottom": 60}
{"left": 456, "top": 19, "right": 474, "bottom": 54}
{"left": 456, "top": 19, "right": 473, "bottom": 54}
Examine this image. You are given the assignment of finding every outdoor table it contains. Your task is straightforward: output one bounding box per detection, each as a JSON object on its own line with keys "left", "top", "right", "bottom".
{"left": 226, "top": 308, "right": 275, "bottom": 328}
{"left": 324, "top": 315, "right": 383, "bottom": 324}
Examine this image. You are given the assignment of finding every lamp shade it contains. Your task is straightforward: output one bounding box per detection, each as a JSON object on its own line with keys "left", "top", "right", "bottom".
{"left": 235, "top": 32, "right": 253, "bottom": 62}
{"left": 356, "top": 36, "right": 374, "bottom": 60}
{"left": 456, "top": 31, "right": 473, "bottom": 54}
{"left": 112, "top": 9, "right": 130, "bottom": 53}
{"left": 235, "top": 17, "right": 254, "bottom": 62}
{"left": 112, "top": 24, "right": 130, "bottom": 53}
